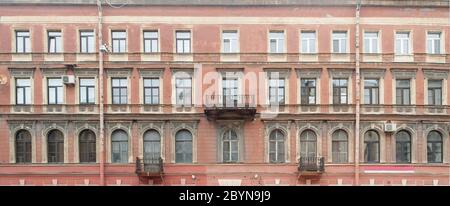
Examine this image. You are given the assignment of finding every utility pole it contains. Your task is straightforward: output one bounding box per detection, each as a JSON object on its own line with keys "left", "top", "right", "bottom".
{"left": 97, "top": 0, "right": 105, "bottom": 186}
{"left": 354, "top": 0, "right": 361, "bottom": 186}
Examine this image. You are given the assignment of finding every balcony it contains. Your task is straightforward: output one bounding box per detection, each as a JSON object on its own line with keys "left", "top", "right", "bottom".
{"left": 135, "top": 157, "right": 164, "bottom": 177}
{"left": 298, "top": 157, "right": 325, "bottom": 176}
{"left": 204, "top": 95, "right": 256, "bottom": 121}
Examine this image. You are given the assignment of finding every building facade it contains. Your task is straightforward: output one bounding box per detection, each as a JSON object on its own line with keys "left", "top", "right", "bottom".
{"left": 0, "top": 0, "right": 449, "bottom": 186}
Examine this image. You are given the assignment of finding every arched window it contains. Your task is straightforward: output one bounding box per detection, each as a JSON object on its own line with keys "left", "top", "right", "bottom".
{"left": 300, "top": 130, "right": 317, "bottom": 157}
{"left": 143, "top": 130, "right": 161, "bottom": 160}
{"left": 15, "top": 130, "right": 32, "bottom": 163}
{"left": 332, "top": 129, "right": 348, "bottom": 163}
{"left": 427, "top": 131, "right": 443, "bottom": 163}
{"left": 79, "top": 130, "right": 96, "bottom": 163}
{"left": 396, "top": 130, "right": 411, "bottom": 163}
{"left": 111, "top": 130, "right": 128, "bottom": 163}
{"left": 47, "top": 130, "right": 64, "bottom": 163}
{"left": 175, "top": 130, "right": 192, "bottom": 163}
{"left": 223, "top": 130, "right": 238, "bottom": 163}
{"left": 269, "top": 129, "right": 285, "bottom": 163}
{"left": 364, "top": 130, "right": 380, "bottom": 163}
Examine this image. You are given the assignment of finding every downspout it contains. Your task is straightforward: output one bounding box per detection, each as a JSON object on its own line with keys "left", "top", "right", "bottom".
{"left": 354, "top": 1, "right": 361, "bottom": 186}
{"left": 97, "top": 0, "right": 105, "bottom": 186}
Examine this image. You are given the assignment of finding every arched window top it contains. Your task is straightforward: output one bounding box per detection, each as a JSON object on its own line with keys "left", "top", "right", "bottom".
{"left": 144, "top": 129, "right": 160, "bottom": 141}
{"left": 270, "top": 129, "right": 285, "bottom": 141}
{"left": 176, "top": 129, "right": 192, "bottom": 141}
{"left": 364, "top": 130, "right": 379, "bottom": 142}
{"left": 300, "top": 130, "right": 316, "bottom": 141}
{"left": 111, "top": 129, "right": 128, "bottom": 141}
{"left": 79, "top": 129, "right": 96, "bottom": 142}
{"left": 16, "top": 129, "right": 31, "bottom": 141}
{"left": 332, "top": 129, "right": 348, "bottom": 141}
{"left": 223, "top": 130, "right": 238, "bottom": 140}
{"left": 396, "top": 130, "right": 411, "bottom": 142}
{"left": 48, "top": 129, "right": 64, "bottom": 142}
{"left": 428, "top": 131, "right": 442, "bottom": 142}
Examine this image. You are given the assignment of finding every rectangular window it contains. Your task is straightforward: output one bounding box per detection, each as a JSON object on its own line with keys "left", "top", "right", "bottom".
{"left": 395, "top": 32, "right": 410, "bottom": 55}
{"left": 396, "top": 79, "right": 411, "bottom": 105}
{"left": 301, "top": 79, "right": 316, "bottom": 104}
{"left": 111, "top": 31, "right": 126, "bottom": 53}
{"left": 176, "top": 31, "right": 191, "bottom": 53}
{"left": 428, "top": 79, "right": 442, "bottom": 106}
{"left": 333, "top": 78, "right": 348, "bottom": 104}
{"left": 48, "top": 31, "right": 62, "bottom": 53}
{"left": 16, "top": 78, "right": 31, "bottom": 105}
{"left": 222, "top": 31, "right": 238, "bottom": 53}
{"left": 269, "top": 78, "right": 285, "bottom": 105}
{"left": 427, "top": 32, "right": 441, "bottom": 54}
{"left": 143, "top": 78, "right": 160, "bottom": 105}
{"left": 175, "top": 78, "right": 192, "bottom": 105}
{"left": 332, "top": 31, "right": 347, "bottom": 53}
{"left": 143, "top": 31, "right": 159, "bottom": 53}
{"left": 80, "top": 30, "right": 94, "bottom": 53}
{"left": 364, "top": 79, "right": 379, "bottom": 105}
{"left": 47, "top": 78, "right": 63, "bottom": 104}
{"left": 111, "top": 78, "right": 128, "bottom": 104}
{"left": 301, "top": 31, "right": 316, "bottom": 53}
{"left": 79, "top": 78, "right": 95, "bottom": 104}
{"left": 364, "top": 32, "right": 379, "bottom": 53}
{"left": 16, "top": 31, "right": 31, "bottom": 53}
{"left": 269, "top": 31, "right": 285, "bottom": 53}
{"left": 222, "top": 78, "right": 238, "bottom": 107}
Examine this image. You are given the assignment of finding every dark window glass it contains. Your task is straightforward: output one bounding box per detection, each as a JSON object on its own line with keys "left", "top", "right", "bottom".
{"left": 79, "top": 78, "right": 95, "bottom": 104}
{"left": 300, "top": 130, "right": 317, "bottom": 157}
{"left": 16, "top": 31, "right": 31, "bottom": 53}
{"left": 428, "top": 80, "right": 442, "bottom": 106}
{"left": 16, "top": 78, "right": 31, "bottom": 105}
{"left": 143, "top": 130, "right": 161, "bottom": 160}
{"left": 301, "top": 78, "right": 316, "bottom": 104}
{"left": 364, "top": 130, "right": 380, "bottom": 163}
{"left": 80, "top": 30, "right": 94, "bottom": 53}
{"left": 47, "top": 130, "right": 64, "bottom": 163}
{"left": 396, "top": 130, "right": 411, "bottom": 163}
{"left": 48, "top": 78, "right": 63, "bottom": 104}
{"left": 332, "top": 130, "right": 348, "bottom": 163}
{"left": 111, "top": 31, "right": 126, "bottom": 53}
{"left": 364, "top": 79, "right": 379, "bottom": 105}
{"left": 427, "top": 131, "right": 443, "bottom": 163}
{"left": 143, "top": 78, "right": 160, "bottom": 105}
{"left": 269, "top": 130, "right": 285, "bottom": 163}
{"left": 176, "top": 31, "right": 191, "bottom": 53}
{"left": 111, "top": 130, "right": 128, "bottom": 163}
{"left": 79, "top": 130, "right": 96, "bottom": 163}
{"left": 396, "top": 79, "right": 411, "bottom": 105}
{"left": 48, "top": 31, "right": 62, "bottom": 53}
{"left": 175, "top": 130, "right": 192, "bottom": 163}
{"left": 333, "top": 78, "right": 348, "bottom": 104}
{"left": 222, "top": 130, "right": 238, "bottom": 163}
{"left": 143, "top": 31, "right": 158, "bottom": 53}
{"left": 111, "top": 78, "right": 127, "bottom": 104}
{"left": 15, "top": 130, "right": 32, "bottom": 163}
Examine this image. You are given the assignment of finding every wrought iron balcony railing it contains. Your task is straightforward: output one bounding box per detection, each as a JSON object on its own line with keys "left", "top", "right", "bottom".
{"left": 135, "top": 157, "right": 163, "bottom": 176}
{"left": 298, "top": 156, "right": 325, "bottom": 173}
{"left": 204, "top": 95, "right": 256, "bottom": 108}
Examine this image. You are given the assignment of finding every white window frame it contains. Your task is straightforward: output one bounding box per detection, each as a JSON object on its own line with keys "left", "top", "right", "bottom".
{"left": 332, "top": 31, "right": 348, "bottom": 53}
{"left": 300, "top": 31, "right": 317, "bottom": 54}
{"left": 268, "top": 31, "right": 285, "bottom": 53}
{"left": 395, "top": 31, "right": 411, "bottom": 55}
{"left": 363, "top": 31, "right": 380, "bottom": 54}
{"left": 222, "top": 30, "right": 239, "bottom": 53}
{"left": 427, "top": 31, "right": 442, "bottom": 54}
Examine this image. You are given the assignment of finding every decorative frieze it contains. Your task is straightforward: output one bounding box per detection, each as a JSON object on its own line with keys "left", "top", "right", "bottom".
{"left": 105, "top": 68, "right": 132, "bottom": 77}
{"left": 328, "top": 69, "right": 353, "bottom": 78}
{"left": 74, "top": 68, "right": 99, "bottom": 76}
{"left": 138, "top": 69, "right": 163, "bottom": 78}
{"left": 423, "top": 69, "right": 449, "bottom": 79}
{"left": 361, "top": 69, "right": 386, "bottom": 78}
{"left": 295, "top": 68, "right": 321, "bottom": 78}
{"left": 40, "top": 68, "right": 66, "bottom": 76}
{"left": 391, "top": 69, "right": 417, "bottom": 79}
{"left": 8, "top": 68, "right": 35, "bottom": 77}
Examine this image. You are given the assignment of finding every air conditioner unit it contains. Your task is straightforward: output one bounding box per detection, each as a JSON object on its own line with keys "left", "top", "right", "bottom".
{"left": 384, "top": 123, "right": 397, "bottom": 132}
{"left": 62, "top": 75, "right": 75, "bottom": 85}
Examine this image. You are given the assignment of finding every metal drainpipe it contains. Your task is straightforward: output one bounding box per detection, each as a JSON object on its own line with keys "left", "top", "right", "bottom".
{"left": 354, "top": 1, "right": 361, "bottom": 186}
{"left": 97, "top": 0, "right": 105, "bottom": 186}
